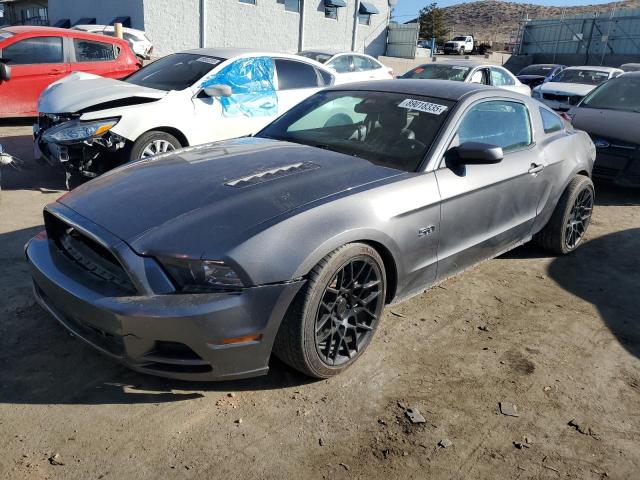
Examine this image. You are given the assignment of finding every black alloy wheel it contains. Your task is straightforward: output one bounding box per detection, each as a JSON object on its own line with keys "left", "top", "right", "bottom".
{"left": 314, "top": 257, "right": 383, "bottom": 366}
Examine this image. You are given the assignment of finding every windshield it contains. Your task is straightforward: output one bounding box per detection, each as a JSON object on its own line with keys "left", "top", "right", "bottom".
{"left": 297, "top": 51, "right": 332, "bottom": 64}
{"left": 257, "top": 90, "right": 455, "bottom": 172}
{"left": 550, "top": 69, "right": 609, "bottom": 85}
{"left": 452, "top": 37, "right": 467, "bottom": 41}
{"left": 519, "top": 65, "right": 556, "bottom": 76}
{"left": 581, "top": 76, "right": 640, "bottom": 113}
{"left": 399, "top": 64, "right": 470, "bottom": 81}
{"left": 125, "top": 53, "right": 225, "bottom": 91}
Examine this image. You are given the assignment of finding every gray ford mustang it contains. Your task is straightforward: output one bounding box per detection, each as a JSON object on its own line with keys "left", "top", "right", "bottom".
{"left": 26, "top": 80, "right": 596, "bottom": 381}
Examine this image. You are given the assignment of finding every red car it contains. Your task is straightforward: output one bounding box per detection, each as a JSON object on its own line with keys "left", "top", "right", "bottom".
{"left": 0, "top": 26, "right": 141, "bottom": 117}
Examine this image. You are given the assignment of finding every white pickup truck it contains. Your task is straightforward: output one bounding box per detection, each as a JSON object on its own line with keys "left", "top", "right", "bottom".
{"left": 443, "top": 35, "right": 475, "bottom": 55}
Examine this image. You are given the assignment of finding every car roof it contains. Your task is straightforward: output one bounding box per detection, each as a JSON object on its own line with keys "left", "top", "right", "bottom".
{"left": 2, "top": 25, "right": 73, "bottom": 35}
{"left": 325, "top": 79, "right": 502, "bottom": 101}
{"left": 619, "top": 71, "right": 640, "bottom": 77}
{"left": 182, "top": 48, "right": 328, "bottom": 66}
{"left": 424, "top": 60, "right": 501, "bottom": 69}
{"left": 564, "top": 65, "right": 621, "bottom": 73}
{"left": 523, "top": 63, "right": 563, "bottom": 68}
{"left": 73, "top": 24, "right": 145, "bottom": 35}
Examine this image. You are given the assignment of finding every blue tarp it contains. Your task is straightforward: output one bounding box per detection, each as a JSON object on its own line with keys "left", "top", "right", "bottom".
{"left": 201, "top": 56, "right": 277, "bottom": 118}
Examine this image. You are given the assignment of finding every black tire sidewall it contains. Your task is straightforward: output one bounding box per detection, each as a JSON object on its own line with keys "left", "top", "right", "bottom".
{"left": 301, "top": 244, "right": 386, "bottom": 378}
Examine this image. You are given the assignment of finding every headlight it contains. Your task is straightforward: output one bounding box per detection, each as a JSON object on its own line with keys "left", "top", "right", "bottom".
{"left": 158, "top": 257, "right": 244, "bottom": 293}
{"left": 43, "top": 118, "right": 119, "bottom": 144}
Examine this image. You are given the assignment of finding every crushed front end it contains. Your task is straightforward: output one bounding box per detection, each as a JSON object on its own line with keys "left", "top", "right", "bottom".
{"left": 34, "top": 113, "right": 129, "bottom": 181}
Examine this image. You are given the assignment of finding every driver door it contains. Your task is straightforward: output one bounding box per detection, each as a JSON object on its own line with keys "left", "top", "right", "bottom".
{"left": 434, "top": 99, "right": 547, "bottom": 281}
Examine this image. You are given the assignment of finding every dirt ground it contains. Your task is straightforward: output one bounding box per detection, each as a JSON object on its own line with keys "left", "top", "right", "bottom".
{"left": 1, "top": 122, "right": 638, "bottom": 480}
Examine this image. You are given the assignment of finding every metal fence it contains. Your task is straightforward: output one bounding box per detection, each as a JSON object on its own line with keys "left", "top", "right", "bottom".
{"left": 517, "top": 7, "right": 640, "bottom": 64}
{"left": 386, "top": 22, "right": 418, "bottom": 59}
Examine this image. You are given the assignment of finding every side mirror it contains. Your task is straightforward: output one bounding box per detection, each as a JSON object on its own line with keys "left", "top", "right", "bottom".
{"left": 0, "top": 62, "right": 11, "bottom": 82}
{"left": 203, "top": 84, "right": 232, "bottom": 98}
{"left": 448, "top": 142, "right": 503, "bottom": 165}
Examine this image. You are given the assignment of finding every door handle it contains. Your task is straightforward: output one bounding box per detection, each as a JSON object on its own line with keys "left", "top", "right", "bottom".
{"left": 528, "top": 163, "right": 545, "bottom": 174}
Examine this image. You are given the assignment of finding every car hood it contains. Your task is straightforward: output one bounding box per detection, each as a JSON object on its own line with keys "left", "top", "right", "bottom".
{"left": 58, "top": 138, "right": 404, "bottom": 257}
{"left": 38, "top": 72, "right": 166, "bottom": 114}
{"left": 539, "top": 82, "right": 596, "bottom": 96}
{"left": 571, "top": 107, "right": 640, "bottom": 145}
{"left": 517, "top": 75, "right": 545, "bottom": 84}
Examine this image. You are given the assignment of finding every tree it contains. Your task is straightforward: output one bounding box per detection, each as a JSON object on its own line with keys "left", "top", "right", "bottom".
{"left": 419, "top": 3, "right": 449, "bottom": 44}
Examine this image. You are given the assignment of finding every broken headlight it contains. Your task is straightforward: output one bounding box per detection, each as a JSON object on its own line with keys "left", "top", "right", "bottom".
{"left": 43, "top": 118, "right": 119, "bottom": 144}
{"left": 158, "top": 257, "right": 244, "bottom": 293}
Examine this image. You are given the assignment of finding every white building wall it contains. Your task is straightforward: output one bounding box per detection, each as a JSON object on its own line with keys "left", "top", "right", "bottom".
{"left": 49, "top": 0, "right": 390, "bottom": 58}
{"left": 143, "top": 0, "right": 200, "bottom": 55}
{"left": 48, "top": 0, "right": 145, "bottom": 29}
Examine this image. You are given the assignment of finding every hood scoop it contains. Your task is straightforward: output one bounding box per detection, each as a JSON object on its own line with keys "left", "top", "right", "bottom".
{"left": 225, "top": 162, "right": 320, "bottom": 188}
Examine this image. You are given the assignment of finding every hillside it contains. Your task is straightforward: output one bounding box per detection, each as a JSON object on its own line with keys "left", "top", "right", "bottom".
{"left": 438, "top": 0, "right": 640, "bottom": 44}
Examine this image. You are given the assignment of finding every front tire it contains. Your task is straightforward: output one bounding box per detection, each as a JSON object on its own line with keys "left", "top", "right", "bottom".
{"left": 273, "top": 243, "right": 386, "bottom": 379}
{"left": 535, "top": 175, "right": 595, "bottom": 254}
{"left": 129, "top": 131, "right": 182, "bottom": 161}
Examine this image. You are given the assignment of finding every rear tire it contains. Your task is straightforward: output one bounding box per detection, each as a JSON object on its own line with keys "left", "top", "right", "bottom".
{"left": 273, "top": 243, "right": 386, "bottom": 379}
{"left": 535, "top": 175, "right": 594, "bottom": 254}
{"left": 129, "top": 131, "right": 182, "bottom": 161}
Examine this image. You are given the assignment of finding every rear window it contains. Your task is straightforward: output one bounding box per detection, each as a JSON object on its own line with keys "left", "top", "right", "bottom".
{"left": 298, "top": 51, "right": 332, "bottom": 64}
{"left": 73, "top": 39, "right": 115, "bottom": 62}
{"left": 125, "top": 53, "right": 224, "bottom": 91}
{"left": 519, "top": 65, "right": 556, "bottom": 76}
{"left": 400, "top": 64, "right": 470, "bottom": 81}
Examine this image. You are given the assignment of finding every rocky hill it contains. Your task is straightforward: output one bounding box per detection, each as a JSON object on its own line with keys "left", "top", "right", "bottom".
{"left": 439, "top": 0, "right": 640, "bottom": 44}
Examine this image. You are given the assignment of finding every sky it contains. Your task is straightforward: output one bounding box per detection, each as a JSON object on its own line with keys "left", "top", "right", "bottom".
{"left": 392, "top": 0, "right": 618, "bottom": 20}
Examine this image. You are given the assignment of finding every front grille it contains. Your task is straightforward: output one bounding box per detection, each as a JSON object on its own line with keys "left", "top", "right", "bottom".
{"left": 44, "top": 211, "right": 136, "bottom": 294}
{"left": 542, "top": 93, "right": 582, "bottom": 105}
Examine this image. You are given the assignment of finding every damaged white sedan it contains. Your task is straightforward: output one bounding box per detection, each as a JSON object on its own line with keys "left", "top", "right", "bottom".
{"left": 34, "top": 48, "right": 335, "bottom": 187}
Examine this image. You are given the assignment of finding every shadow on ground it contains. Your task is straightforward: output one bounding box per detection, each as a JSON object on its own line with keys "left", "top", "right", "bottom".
{"left": 548, "top": 227, "right": 640, "bottom": 361}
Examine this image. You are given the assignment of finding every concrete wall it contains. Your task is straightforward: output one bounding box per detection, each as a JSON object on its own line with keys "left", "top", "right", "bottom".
{"left": 51, "top": 0, "right": 390, "bottom": 58}
{"left": 48, "top": 0, "right": 145, "bottom": 29}
{"left": 144, "top": 0, "right": 200, "bottom": 55}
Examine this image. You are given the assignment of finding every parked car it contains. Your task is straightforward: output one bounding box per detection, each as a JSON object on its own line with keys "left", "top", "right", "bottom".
{"left": 532, "top": 66, "right": 623, "bottom": 111}
{"left": 34, "top": 48, "right": 335, "bottom": 188}
{"left": 620, "top": 63, "right": 640, "bottom": 73}
{"left": 516, "top": 63, "right": 565, "bottom": 89}
{"left": 399, "top": 61, "right": 531, "bottom": 96}
{"left": 26, "top": 80, "right": 596, "bottom": 381}
{"left": 568, "top": 72, "right": 640, "bottom": 187}
{"left": 443, "top": 35, "right": 474, "bottom": 55}
{"left": 0, "top": 26, "right": 140, "bottom": 117}
{"left": 297, "top": 50, "right": 393, "bottom": 82}
{"left": 72, "top": 24, "right": 153, "bottom": 60}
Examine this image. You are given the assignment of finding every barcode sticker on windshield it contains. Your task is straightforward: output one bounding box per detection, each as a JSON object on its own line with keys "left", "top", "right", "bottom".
{"left": 399, "top": 99, "right": 448, "bottom": 115}
{"left": 197, "top": 56, "right": 221, "bottom": 65}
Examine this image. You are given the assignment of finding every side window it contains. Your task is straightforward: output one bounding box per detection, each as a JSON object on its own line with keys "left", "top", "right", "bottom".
{"left": 490, "top": 68, "right": 515, "bottom": 86}
{"left": 73, "top": 39, "right": 116, "bottom": 62}
{"left": 326, "top": 55, "right": 352, "bottom": 74}
{"left": 469, "top": 68, "right": 489, "bottom": 85}
{"left": 457, "top": 101, "right": 532, "bottom": 153}
{"left": 540, "top": 107, "right": 564, "bottom": 134}
{"left": 275, "top": 59, "right": 320, "bottom": 90}
{"left": 2, "top": 37, "right": 63, "bottom": 64}
{"left": 316, "top": 68, "right": 333, "bottom": 86}
{"left": 353, "top": 55, "right": 373, "bottom": 72}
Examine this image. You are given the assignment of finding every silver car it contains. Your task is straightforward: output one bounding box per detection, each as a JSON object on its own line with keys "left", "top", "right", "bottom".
{"left": 26, "top": 80, "right": 596, "bottom": 381}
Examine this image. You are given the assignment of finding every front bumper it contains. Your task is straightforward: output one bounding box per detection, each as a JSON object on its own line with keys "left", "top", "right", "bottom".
{"left": 26, "top": 219, "right": 304, "bottom": 381}
{"left": 592, "top": 148, "right": 640, "bottom": 188}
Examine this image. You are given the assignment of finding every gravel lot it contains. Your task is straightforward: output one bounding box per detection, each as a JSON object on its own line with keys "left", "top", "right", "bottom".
{"left": 1, "top": 122, "right": 639, "bottom": 479}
